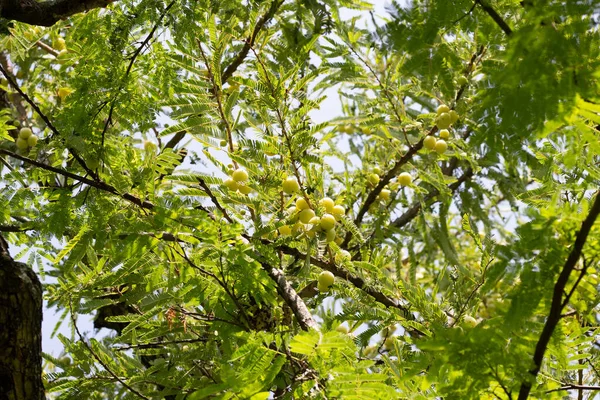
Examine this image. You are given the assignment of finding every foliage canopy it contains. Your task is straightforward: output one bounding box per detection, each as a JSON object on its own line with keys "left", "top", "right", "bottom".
{"left": 1, "top": 0, "right": 600, "bottom": 399}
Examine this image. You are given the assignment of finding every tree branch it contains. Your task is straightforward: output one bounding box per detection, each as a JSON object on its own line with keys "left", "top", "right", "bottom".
{"left": 476, "top": 0, "right": 513, "bottom": 36}
{"left": 0, "top": 0, "right": 116, "bottom": 27}
{"left": 517, "top": 191, "right": 600, "bottom": 400}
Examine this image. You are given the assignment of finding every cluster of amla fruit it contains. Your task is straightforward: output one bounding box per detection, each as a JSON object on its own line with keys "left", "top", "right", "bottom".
{"left": 223, "top": 168, "right": 253, "bottom": 195}
{"left": 279, "top": 176, "right": 346, "bottom": 243}
{"left": 15, "top": 128, "right": 39, "bottom": 150}
{"left": 424, "top": 104, "right": 459, "bottom": 154}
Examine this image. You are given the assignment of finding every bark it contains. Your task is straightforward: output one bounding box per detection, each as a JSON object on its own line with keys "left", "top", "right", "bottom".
{"left": 0, "top": 235, "right": 45, "bottom": 400}
{"left": 0, "top": 0, "right": 116, "bottom": 27}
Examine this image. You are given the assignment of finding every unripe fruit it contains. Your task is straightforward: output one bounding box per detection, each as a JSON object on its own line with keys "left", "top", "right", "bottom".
{"left": 317, "top": 282, "right": 330, "bottom": 293}
{"left": 436, "top": 112, "right": 451, "bottom": 129}
{"left": 339, "top": 250, "right": 351, "bottom": 261}
{"left": 224, "top": 178, "right": 239, "bottom": 191}
{"left": 87, "top": 158, "right": 100, "bottom": 170}
{"left": 278, "top": 225, "right": 292, "bottom": 236}
{"left": 27, "top": 135, "right": 38, "bottom": 147}
{"left": 457, "top": 76, "right": 468, "bottom": 86}
{"left": 332, "top": 205, "right": 345, "bottom": 219}
{"left": 364, "top": 345, "right": 377, "bottom": 357}
{"left": 463, "top": 315, "right": 478, "bottom": 328}
{"left": 449, "top": 110, "right": 459, "bottom": 124}
{"left": 360, "top": 126, "right": 373, "bottom": 135}
{"left": 320, "top": 214, "right": 336, "bottom": 230}
{"left": 436, "top": 104, "right": 450, "bottom": 115}
{"left": 336, "top": 325, "right": 349, "bottom": 334}
{"left": 325, "top": 228, "right": 336, "bottom": 243}
{"left": 379, "top": 189, "right": 391, "bottom": 201}
{"left": 372, "top": 166, "right": 381, "bottom": 175}
{"left": 282, "top": 177, "right": 300, "bottom": 194}
{"left": 296, "top": 198, "right": 309, "bottom": 210}
{"left": 16, "top": 138, "right": 28, "bottom": 150}
{"left": 238, "top": 184, "right": 252, "bottom": 195}
{"left": 319, "top": 197, "right": 335, "bottom": 213}
{"left": 318, "top": 271, "right": 334, "bottom": 288}
{"left": 398, "top": 172, "right": 412, "bottom": 186}
{"left": 434, "top": 139, "right": 448, "bottom": 154}
{"left": 18, "top": 127, "right": 32, "bottom": 139}
{"left": 143, "top": 140, "right": 156, "bottom": 151}
{"left": 308, "top": 216, "right": 321, "bottom": 229}
{"left": 299, "top": 209, "right": 315, "bottom": 224}
{"left": 55, "top": 38, "right": 66, "bottom": 51}
{"left": 343, "top": 124, "right": 354, "bottom": 134}
{"left": 439, "top": 129, "right": 450, "bottom": 140}
{"left": 383, "top": 337, "right": 395, "bottom": 350}
{"left": 232, "top": 168, "right": 248, "bottom": 182}
{"left": 367, "top": 173, "right": 380, "bottom": 186}
{"left": 423, "top": 135, "right": 436, "bottom": 150}
{"left": 220, "top": 139, "right": 227, "bottom": 147}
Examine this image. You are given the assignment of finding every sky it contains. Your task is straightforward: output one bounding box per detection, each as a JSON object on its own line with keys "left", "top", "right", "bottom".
{"left": 18, "top": 0, "right": 398, "bottom": 358}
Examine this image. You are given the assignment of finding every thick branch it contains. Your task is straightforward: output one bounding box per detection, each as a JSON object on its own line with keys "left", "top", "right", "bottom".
{"left": 517, "top": 191, "right": 600, "bottom": 400}
{"left": 0, "top": 0, "right": 116, "bottom": 27}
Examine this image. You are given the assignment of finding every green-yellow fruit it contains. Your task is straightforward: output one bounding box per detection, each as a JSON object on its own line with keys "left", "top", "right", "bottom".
{"left": 55, "top": 38, "right": 66, "bottom": 51}
{"left": 463, "top": 315, "right": 478, "bottom": 328}
{"left": 436, "top": 112, "right": 451, "bottom": 129}
{"left": 457, "top": 76, "right": 468, "bottom": 86}
{"left": 372, "top": 166, "right": 381, "bottom": 175}
{"left": 238, "top": 184, "right": 252, "bottom": 194}
{"left": 319, "top": 197, "right": 335, "bottom": 213}
{"left": 332, "top": 205, "right": 345, "bottom": 219}
{"left": 336, "top": 325, "right": 349, "bottom": 334}
{"left": 423, "top": 135, "right": 436, "bottom": 150}
{"left": 220, "top": 139, "right": 227, "bottom": 147}
{"left": 317, "top": 282, "right": 330, "bottom": 293}
{"left": 299, "top": 209, "right": 315, "bottom": 224}
{"left": 16, "top": 138, "right": 29, "bottom": 150}
{"left": 27, "top": 135, "right": 38, "bottom": 147}
{"left": 325, "top": 228, "right": 336, "bottom": 243}
{"left": 343, "top": 124, "right": 354, "bottom": 134}
{"left": 379, "top": 189, "right": 391, "bottom": 201}
{"left": 318, "top": 271, "right": 334, "bottom": 288}
{"left": 339, "top": 250, "right": 351, "bottom": 261}
{"left": 296, "top": 197, "right": 309, "bottom": 210}
{"left": 282, "top": 177, "right": 300, "bottom": 194}
{"left": 439, "top": 129, "right": 450, "bottom": 140}
{"left": 398, "top": 172, "right": 412, "bottom": 186}
{"left": 367, "top": 173, "right": 380, "bottom": 186}
{"left": 232, "top": 168, "right": 248, "bottom": 182}
{"left": 436, "top": 104, "right": 450, "bottom": 115}
{"left": 224, "top": 178, "right": 239, "bottom": 191}
{"left": 308, "top": 216, "right": 321, "bottom": 228}
{"left": 449, "top": 110, "right": 459, "bottom": 124}
{"left": 143, "top": 140, "right": 156, "bottom": 151}
{"left": 435, "top": 139, "right": 448, "bottom": 154}
{"left": 18, "top": 127, "right": 32, "bottom": 139}
{"left": 87, "top": 158, "right": 100, "bottom": 170}
{"left": 278, "top": 225, "right": 292, "bottom": 236}
{"left": 320, "top": 214, "right": 336, "bottom": 230}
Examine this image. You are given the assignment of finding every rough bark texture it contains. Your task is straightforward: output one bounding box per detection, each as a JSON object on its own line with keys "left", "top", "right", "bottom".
{"left": 0, "top": 0, "right": 115, "bottom": 27}
{"left": 0, "top": 235, "right": 45, "bottom": 400}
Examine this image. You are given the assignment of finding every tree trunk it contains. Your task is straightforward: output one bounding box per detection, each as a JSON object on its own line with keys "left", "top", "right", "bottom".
{"left": 0, "top": 235, "right": 45, "bottom": 400}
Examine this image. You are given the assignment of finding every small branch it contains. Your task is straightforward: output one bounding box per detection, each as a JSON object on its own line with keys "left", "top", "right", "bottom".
{"left": 112, "top": 338, "right": 207, "bottom": 351}
{"left": 476, "top": 0, "right": 513, "bottom": 36}
{"left": 517, "top": 191, "right": 600, "bottom": 400}
{"left": 546, "top": 384, "right": 600, "bottom": 394}
{"left": 69, "top": 299, "right": 150, "bottom": 400}
{"left": 0, "top": 224, "right": 31, "bottom": 232}
{"left": 35, "top": 40, "right": 59, "bottom": 57}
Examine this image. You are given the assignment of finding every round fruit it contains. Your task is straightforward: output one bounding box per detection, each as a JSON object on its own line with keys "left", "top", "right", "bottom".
{"left": 238, "top": 184, "right": 252, "bottom": 195}
{"left": 87, "top": 158, "right": 100, "bottom": 170}
{"left": 383, "top": 337, "right": 395, "bottom": 350}
{"left": 343, "top": 124, "right": 354, "bottom": 134}
{"left": 325, "top": 228, "right": 336, "bottom": 242}
{"left": 55, "top": 38, "right": 66, "bottom": 51}
{"left": 16, "top": 138, "right": 28, "bottom": 150}
{"left": 449, "top": 110, "right": 459, "bottom": 124}
{"left": 367, "top": 173, "right": 380, "bottom": 186}
{"left": 308, "top": 216, "right": 321, "bottom": 228}
{"left": 457, "top": 76, "right": 468, "bottom": 86}
{"left": 423, "top": 135, "right": 436, "bottom": 150}
{"left": 435, "top": 139, "right": 448, "bottom": 154}
{"left": 336, "top": 325, "right": 349, "bottom": 334}
{"left": 278, "top": 225, "right": 292, "bottom": 236}
{"left": 299, "top": 209, "right": 315, "bottom": 224}
{"left": 332, "top": 205, "right": 345, "bottom": 219}
{"left": 398, "top": 172, "right": 412, "bottom": 186}
{"left": 372, "top": 166, "right": 381, "bottom": 175}
{"left": 364, "top": 345, "right": 377, "bottom": 357}
{"left": 220, "top": 139, "right": 227, "bottom": 147}
{"left": 18, "top": 127, "right": 32, "bottom": 139}
{"left": 317, "top": 282, "right": 330, "bottom": 293}
{"left": 320, "top": 214, "right": 336, "bottom": 230}
{"left": 232, "top": 168, "right": 248, "bottom": 182}
{"left": 360, "top": 126, "right": 373, "bottom": 135}
{"left": 339, "top": 250, "right": 351, "bottom": 261}
{"left": 282, "top": 177, "right": 300, "bottom": 194}
{"left": 463, "top": 315, "right": 478, "bottom": 328}
{"left": 27, "top": 135, "right": 38, "bottom": 147}
{"left": 379, "top": 189, "right": 391, "bottom": 201}
{"left": 318, "top": 271, "right": 334, "bottom": 288}
{"left": 296, "top": 197, "right": 309, "bottom": 210}
{"left": 143, "top": 140, "right": 156, "bottom": 151}
{"left": 436, "top": 104, "right": 450, "bottom": 115}
{"left": 319, "top": 197, "right": 335, "bottom": 213}
{"left": 439, "top": 129, "right": 450, "bottom": 140}
{"left": 224, "top": 178, "right": 239, "bottom": 191}
{"left": 436, "top": 112, "right": 451, "bottom": 129}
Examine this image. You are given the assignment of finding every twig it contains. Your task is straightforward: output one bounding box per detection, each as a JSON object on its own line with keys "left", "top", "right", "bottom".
{"left": 545, "top": 384, "right": 600, "bottom": 394}
{"left": 517, "top": 191, "right": 600, "bottom": 400}
{"left": 476, "top": 0, "right": 513, "bottom": 36}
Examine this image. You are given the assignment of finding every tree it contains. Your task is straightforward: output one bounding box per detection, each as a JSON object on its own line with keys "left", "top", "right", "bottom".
{"left": 1, "top": 0, "right": 600, "bottom": 398}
